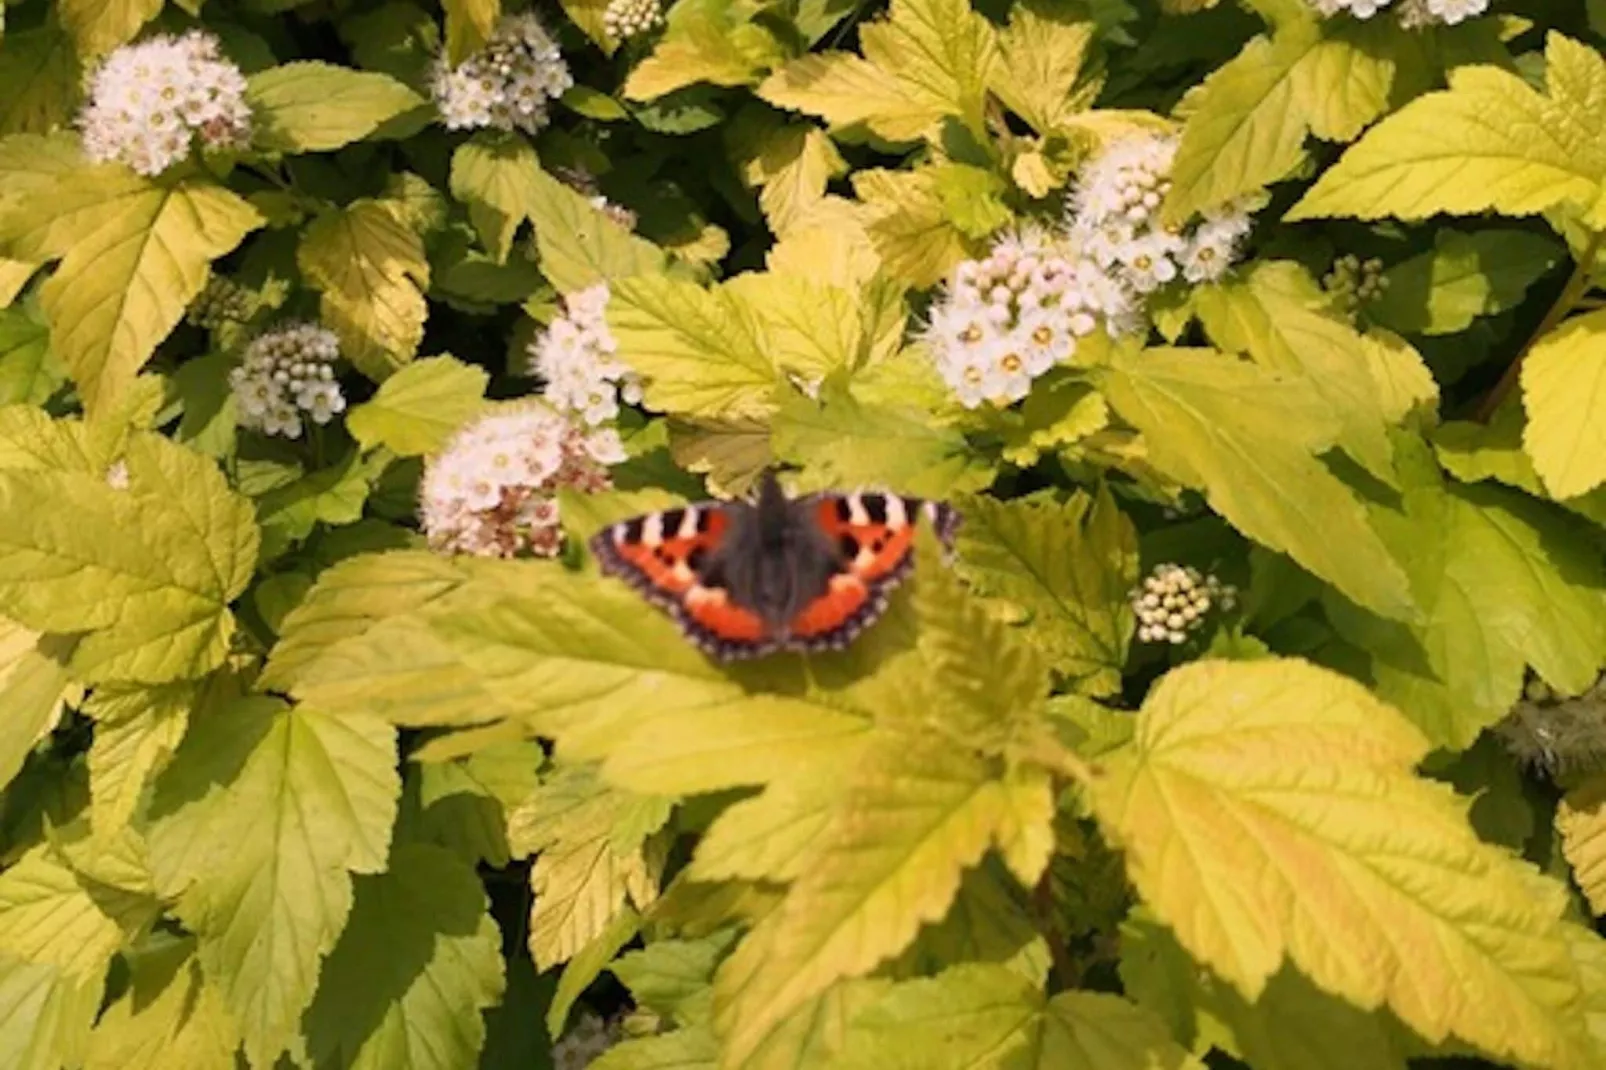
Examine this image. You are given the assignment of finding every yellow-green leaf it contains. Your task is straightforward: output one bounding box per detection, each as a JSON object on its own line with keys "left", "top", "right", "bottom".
{"left": 522, "top": 166, "right": 665, "bottom": 293}
{"left": 856, "top": 0, "right": 996, "bottom": 139}
{"left": 146, "top": 698, "right": 400, "bottom": 1068}
{"left": 988, "top": 1, "right": 1097, "bottom": 135}
{"left": 0, "top": 618, "right": 71, "bottom": 797}
{"left": 1288, "top": 33, "right": 1606, "bottom": 225}
{"left": 0, "top": 25, "right": 80, "bottom": 136}
{"left": 622, "top": 0, "right": 784, "bottom": 101}
{"left": 0, "top": 167, "right": 263, "bottom": 416}
{"left": 1370, "top": 229, "right": 1563, "bottom": 336}
{"left": 1090, "top": 657, "right": 1592, "bottom": 1070}
{"left": 1522, "top": 308, "right": 1606, "bottom": 500}
{"left": 246, "top": 62, "right": 425, "bottom": 153}
{"left": 57, "top": 0, "right": 162, "bottom": 56}
{"left": 1097, "top": 347, "right": 1414, "bottom": 620}
{"left": 0, "top": 846, "right": 127, "bottom": 984}
{"left": 608, "top": 274, "right": 776, "bottom": 419}
{"left": 853, "top": 168, "right": 980, "bottom": 289}
{"left": 85, "top": 937, "right": 237, "bottom": 1070}
{"left": 302, "top": 843, "right": 505, "bottom": 1070}
{"left": 83, "top": 682, "right": 193, "bottom": 839}
{"left": 0, "top": 433, "right": 258, "bottom": 683}
{"left": 1194, "top": 261, "right": 1399, "bottom": 485}
{"left": 449, "top": 135, "right": 542, "bottom": 263}
{"left": 1560, "top": 775, "right": 1606, "bottom": 916}
{"left": 347, "top": 354, "right": 488, "bottom": 457}
{"left": 298, "top": 199, "right": 430, "bottom": 380}
{"left": 951, "top": 488, "right": 1136, "bottom": 695}
{"left": 732, "top": 121, "right": 848, "bottom": 237}
{"left": 443, "top": 0, "right": 500, "bottom": 62}
{"left": 712, "top": 734, "right": 1024, "bottom": 1065}
{"left": 1165, "top": 17, "right": 1395, "bottom": 223}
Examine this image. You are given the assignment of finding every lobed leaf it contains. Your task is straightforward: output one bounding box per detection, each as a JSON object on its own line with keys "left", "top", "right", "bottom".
{"left": 246, "top": 62, "right": 425, "bottom": 153}
{"left": 347, "top": 355, "right": 489, "bottom": 457}
{"left": 1521, "top": 308, "right": 1606, "bottom": 500}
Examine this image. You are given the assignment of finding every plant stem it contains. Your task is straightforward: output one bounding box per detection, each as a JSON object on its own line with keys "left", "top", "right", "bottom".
{"left": 1474, "top": 230, "right": 1603, "bottom": 421}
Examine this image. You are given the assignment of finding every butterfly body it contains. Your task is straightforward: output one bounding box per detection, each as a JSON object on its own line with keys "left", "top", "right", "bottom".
{"left": 591, "top": 471, "right": 959, "bottom": 660}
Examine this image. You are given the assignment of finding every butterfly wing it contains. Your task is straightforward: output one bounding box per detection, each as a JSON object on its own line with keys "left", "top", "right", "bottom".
{"left": 780, "top": 491, "right": 960, "bottom": 652}
{"left": 589, "top": 503, "right": 779, "bottom": 658}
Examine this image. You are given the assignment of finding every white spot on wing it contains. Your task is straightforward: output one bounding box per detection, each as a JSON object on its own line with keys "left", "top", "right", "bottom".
{"left": 846, "top": 494, "right": 870, "bottom": 527}
{"left": 884, "top": 496, "right": 909, "bottom": 529}
{"left": 643, "top": 513, "right": 664, "bottom": 546}
{"left": 678, "top": 507, "right": 701, "bottom": 538}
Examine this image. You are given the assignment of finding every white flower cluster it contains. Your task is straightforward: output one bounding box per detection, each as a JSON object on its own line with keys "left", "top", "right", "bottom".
{"left": 78, "top": 30, "right": 252, "bottom": 176}
{"left": 604, "top": 0, "right": 665, "bottom": 41}
{"left": 1131, "top": 564, "right": 1236, "bottom": 645}
{"left": 431, "top": 13, "right": 573, "bottom": 135}
{"left": 1067, "top": 133, "right": 1252, "bottom": 296}
{"left": 1323, "top": 254, "right": 1389, "bottom": 315}
{"left": 528, "top": 285, "right": 643, "bottom": 426}
{"left": 1309, "top": 0, "right": 1488, "bottom": 26}
{"left": 925, "top": 227, "right": 1135, "bottom": 408}
{"left": 230, "top": 323, "right": 347, "bottom": 439}
{"left": 420, "top": 402, "right": 623, "bottom": 559}
{"left": 186, "top": 276, "right": 253, "bottom": 330}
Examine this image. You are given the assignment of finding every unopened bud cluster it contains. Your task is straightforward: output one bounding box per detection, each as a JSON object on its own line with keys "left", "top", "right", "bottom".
{"left": 186, "top": 276, "right": 253, "bottom": 330}
{"left": 1067, "top": 133, "right": 1253, "bottom": 295}
{"left": 603, "top": 0, "right": 665, "bottom": 41}
{"left": 926, "top": 227, "right": 1136, "bottom": 409}
{"left": 1131, "top": 564, "right": 1236, "bottom": 645}
{"left": 419, "top": 402, "right": 624, "bottom": 559}
{"left": 1494, "top": 675, "right": 1606, "bottom": 778}
{"left": 229, "top": 323, "right": 346, "bottom": 439}
{"left": 78, "top": 30, "right": 252, "bottom": 176}
{"left": 431, "top": 13, "right": 573, "bottom": 135}
{"left": 528, "top": 284, "right": 643, "bottom": 427}
{"left": 1322, "top": 254, "right": 1388, "bottom": 314}
{"left": 1309, "top": 0, "right": 1489, "bottom": 26}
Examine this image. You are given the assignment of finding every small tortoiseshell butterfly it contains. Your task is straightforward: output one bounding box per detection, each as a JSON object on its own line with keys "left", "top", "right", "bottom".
{"left": 590, "top": 470, "right": 960, "bottom": 660}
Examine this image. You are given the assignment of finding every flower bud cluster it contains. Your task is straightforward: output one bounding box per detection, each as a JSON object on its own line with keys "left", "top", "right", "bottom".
{"left": 1131, "top": 564, "right": 1236, "bottom": 645}
{"left": 604, "top": 0, "right": 665, "bottom": 41}
{"left": 186, "top": 276, "right": 253, "bottom": 331}
{"left": 431, "top": 13, "right": 573, "bottom": 135}
{"left": 1309, "top": 0, "right": 1488, "bottom": 26}
{"left": 78, "top": 30, "right": 251, "bottom": 176}
{"left": 926, "top": 227, "right": 1136, "bottom": 409}
{"left": 229, "top": 323, "right": 346, "bottom": 440}
{"left": 419, "top": 402, "right": 624, "bottom": 559}
{"left": 1495, "top": 675, "right": 1606, "bottom": 778}
{"left": 1066, "top": 133, "right": 1253, "bottom": 296}
{"left": 528, "top": 284, "right": 643, "bottom": 427}
{"left": 1322, "top": 254, "right": 1389, "bottom": 314}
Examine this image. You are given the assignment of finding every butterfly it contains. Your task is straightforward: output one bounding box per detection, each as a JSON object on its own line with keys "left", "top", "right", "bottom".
{"left": 589, "top": 470, "right": 960, "bottom": 660}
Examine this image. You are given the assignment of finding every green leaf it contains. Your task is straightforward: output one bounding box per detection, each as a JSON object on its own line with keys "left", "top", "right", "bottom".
{"left": 1089, "top": 657, "right": 1594, "bottom": 1070}
{"left": 0, "top": 167, "right": 263, "bottom": 416}
{"left": 246, "top": 62, "right": 424, "bottom": 153}
{"left": 0, "top": 432, "right": 259, "bottom": 683}
{"left": 608, "top": 274, "right": 777, "bottom": 419}
{"left": 347, "top": 355, "right": 488, "bottom": 457}
{"left": 1289, "top": 33, "right": 1606, "bottom": 225}
{"left": 1370, "top": 229, "right": 1563, "bottom": 336}
{"left": 772, "top": 380, "right": 994, "bottom": 499}
{"left": 298, "top": 199, "right": 430, "bottom": 380}
{"left": 413, "top": 740, "right": 542, "bottom": 868}
{"left": 146, "top": 697, "right": 400, "bottom": 1067}
{"left": 1433, "top": 406, "right": 1606, "bottom": 527}
{"left": 591, "top": 1027, "right": 720, "bottom": 1070}
{"left": 730, "top": 120, "right": 847, "bottom": 237}
{"left": 988, "top": 1, "right": 1097, "bottom": 135}
{"left": 449, "top": 135, "right": 542, "bottom": 263}
{"left": 612, "top": 931, "right": 737, "bottom": 1026}
{"left": 1521, "top": 308, "right": 1606, "bottom": 500}
{"left": 1323, "top": 440, "right": 1606, "bottom": 750}
{"left": 522, "top": 166, "right": 666, "bottom": 293}
{"left": 0, "top": 25, "right": 80, "bottom": 136}
{"left": 85, "top": 936, "right": 237, "bottom": 1070}
{"left": 303, "top": 843, "right": 505, "bottom": 1070}
{"left": 1193, "top": 261, "right": 1401, "bottom": 485}
{"left": 442, "top": 0, "right": 499, "bottom": 61}
{"left": 83, "top": 682, "right": 194, "bottom": 839}
{"left": 833, "top": 963, "right": 1203, "bottom": 1069}
{"left": 711, "top": 733, "right": 1033, "bottom": 1065}
{"left": 57, "top": 0, "right": 162, "bottom": 56}
{"left": 1165, "top": 16, "right": 1395, "bottom": 223}
{"left": 1096, "top": 348, "right": 1415, "bottom": 621}
{"left": 950, "top": 488, "right": 1136, "bottom": 695}
{"left": 254, "top": 449, "right": 385, "bottom": 560}
{"left": 548, "top": 907, "right": 641, "bottom": 1037}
